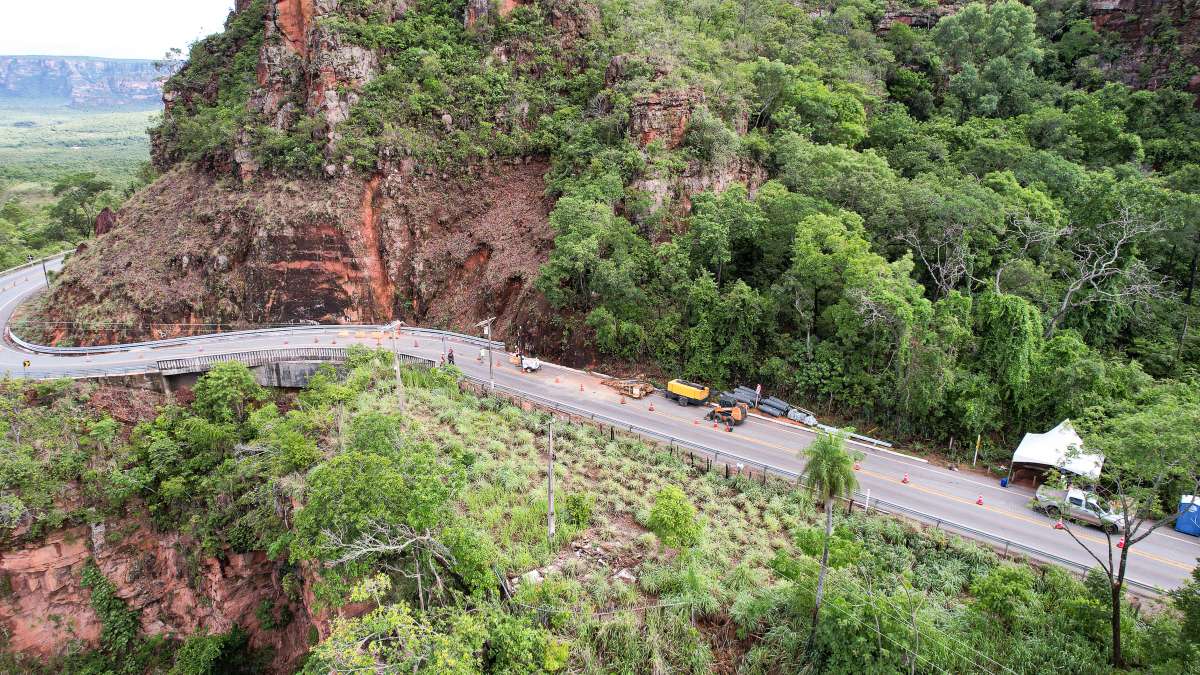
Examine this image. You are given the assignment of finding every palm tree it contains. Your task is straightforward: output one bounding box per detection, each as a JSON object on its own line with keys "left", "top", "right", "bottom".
{"left": 799, "top": 429, "right": 858, "bottom": 630}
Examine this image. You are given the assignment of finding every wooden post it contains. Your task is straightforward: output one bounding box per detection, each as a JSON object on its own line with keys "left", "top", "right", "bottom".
{"left": 547, "top": 423, "right": 556, "bottom": 544}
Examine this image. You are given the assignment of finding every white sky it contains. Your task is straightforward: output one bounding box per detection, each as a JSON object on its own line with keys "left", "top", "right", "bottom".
{"left": 0, "top": 1, "right": 236, "bottom": 60}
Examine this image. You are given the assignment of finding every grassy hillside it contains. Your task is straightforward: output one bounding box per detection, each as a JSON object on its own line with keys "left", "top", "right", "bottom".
{"left": 0, "top": 354, "right": 1196, "bottom": 673}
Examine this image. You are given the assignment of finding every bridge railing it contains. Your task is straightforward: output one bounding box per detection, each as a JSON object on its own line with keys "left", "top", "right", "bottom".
{"left": 8, "top": 323, "right": 505, "bottom": 356}
{"left": 466, "top": 375, "right": 1162, "bottom": 595}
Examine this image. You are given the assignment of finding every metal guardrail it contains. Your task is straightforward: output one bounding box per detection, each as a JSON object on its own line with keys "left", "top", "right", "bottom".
{"left": 0, "top": 298, "right": 1170, "bottom": 594}
{"left": 7, "top": 323, "right": 505, "bottom": 356}
{"left": 0, "top": 251, "right": 70, "bottom": 282}
{"left": 466, "top": 375, "right": 1163, "bottom": 595}
{"left": 157, "top": 347, "right": 435, "bottom": 375}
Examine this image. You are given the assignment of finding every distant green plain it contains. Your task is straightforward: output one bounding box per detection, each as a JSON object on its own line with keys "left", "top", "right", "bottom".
{"left": 0, "top": 98, "right": 156, "bottom": 203}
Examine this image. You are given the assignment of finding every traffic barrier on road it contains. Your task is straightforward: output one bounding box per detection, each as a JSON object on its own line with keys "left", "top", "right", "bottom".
{"left": 902, "top": 472, "right": 910, "bottom": 484}
{"left": 7, "top": 320, "right": 503, "bottom": 357}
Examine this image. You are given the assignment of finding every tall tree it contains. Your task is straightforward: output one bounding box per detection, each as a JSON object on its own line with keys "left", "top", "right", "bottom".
{"left": 1046, "top": 208, "right": 1170, "bottom": 337}
{"left": 1055, "top": 381, "right": 1200, "bottom": 667}
{"left": 798, "top": 429, "right": 859, "bottom": 632}
{"left": 46, "top": 172, "right": 112, "bottom": 244}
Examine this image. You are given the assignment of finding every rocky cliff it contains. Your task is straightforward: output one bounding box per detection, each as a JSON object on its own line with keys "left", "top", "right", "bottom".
{"left": 1089, "top": 0, "right": 1200, "bottom": 98}
{"left": 42, "top": 159, "right": 554, "bottom": 342}
{"left": 0, "top": 519, "right": 315, "bottom": 672}
{"left": 0, "top": 56, "right": 171, "bottom": 109}
{"left": 37, "top": 0, "right": 754, "bottom": 354}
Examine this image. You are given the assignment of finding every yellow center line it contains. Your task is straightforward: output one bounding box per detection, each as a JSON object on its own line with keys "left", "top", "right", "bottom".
{"left": 858, "top": 467, "right": 1193, "bottom": 572}
{"left": 542, "top": 382, "right": 1194, "bottom": 574}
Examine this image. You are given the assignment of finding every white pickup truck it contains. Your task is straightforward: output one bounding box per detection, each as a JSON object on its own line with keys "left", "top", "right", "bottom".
{"left": 1035, "top": 485, "right": 1125, "bottom": 533}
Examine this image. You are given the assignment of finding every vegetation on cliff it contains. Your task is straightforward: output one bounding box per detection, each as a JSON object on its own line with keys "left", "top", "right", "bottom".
{"left": 133, "top": 0, "right": 1200, "bottom": 466}
{"left": 1, "top": 357, "right": 1199, "bottom": 672}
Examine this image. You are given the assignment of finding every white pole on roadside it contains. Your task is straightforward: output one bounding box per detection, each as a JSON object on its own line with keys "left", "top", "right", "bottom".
{"left": 865, "top": 489, "right": 871, "bottom": 512}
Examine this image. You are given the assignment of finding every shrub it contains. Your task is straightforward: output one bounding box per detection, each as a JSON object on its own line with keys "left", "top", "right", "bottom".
{"left": 562, "top": 492, "right": 595, "bottom": 528}
{"left": 647, "top": 486, "right": 702, "bottom": 549}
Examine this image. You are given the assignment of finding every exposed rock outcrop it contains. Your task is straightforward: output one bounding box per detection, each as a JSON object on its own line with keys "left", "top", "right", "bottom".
{"left": 1089, "top": 0, "right": 1200, "bottom": 99}
{"left": 38, "top": 160, "right": 554, "bottom": 345}
{"left": 465, "top": 0, "right": 530, "bottom": 29}
{"left": 0, "top": 57, "right": 171, "bottom": 109}
{"left": 631, "top": 88, "right": 703, "bottom": 150}
{"left": 0, "top": 520, "right": 313, "bottom": 672}
{"left": 877, "top": 0, "right": 963, "bottom": 30}
{"left": 93, "top": 208, "right": 118, "bottom": 237}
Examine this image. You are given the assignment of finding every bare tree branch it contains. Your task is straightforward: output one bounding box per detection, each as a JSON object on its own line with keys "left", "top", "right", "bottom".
{"left": 1046, "top": 208, "right": 1171, "bottom": 337}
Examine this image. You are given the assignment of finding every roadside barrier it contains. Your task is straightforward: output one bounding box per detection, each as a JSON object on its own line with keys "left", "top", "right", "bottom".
{"left": 463, "top": 374, "right": 1163, "bottom": 596}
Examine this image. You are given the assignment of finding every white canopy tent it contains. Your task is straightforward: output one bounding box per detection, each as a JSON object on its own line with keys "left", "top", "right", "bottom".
{"left": 1007, "top": 420, "right": 1104, "bottom": 484}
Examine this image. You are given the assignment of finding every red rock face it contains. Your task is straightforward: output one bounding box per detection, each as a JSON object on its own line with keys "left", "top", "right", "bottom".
{"left": 876, "top": 1, "right": 963, "bottom": 31}
{"left": 94, "top": 208, "right": 117, "bottom": 237}
{"left": 631, "top": 88, "right": 704, "bottom": 150}
{"left": 466, "top": 0, "right": 530, "bottom": 29}
{"left": 0, "top": 520, "right": 315, "bottom": 672}
{"left": 37, "top": 160, "right": 555, "bottom": 346}
{"left": 1088, "top": 0, "right": 1200, "bottom": 102}
{"left": 274, "top": 0, "right": 316, "bottom": 56}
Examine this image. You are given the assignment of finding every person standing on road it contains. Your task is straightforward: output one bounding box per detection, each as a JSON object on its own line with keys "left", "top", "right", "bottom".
{"left": 447, "top": 348, "right": 455, "bottom": 365}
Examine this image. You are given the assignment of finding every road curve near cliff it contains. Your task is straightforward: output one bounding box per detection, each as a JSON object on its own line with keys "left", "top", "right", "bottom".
{"left": 2, "top": 257, "right": 1198, "bottom": 592}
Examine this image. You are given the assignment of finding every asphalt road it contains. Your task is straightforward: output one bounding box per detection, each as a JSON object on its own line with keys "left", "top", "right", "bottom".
{"left": 2, "top": 257, "right": 1198, "bottom": 591}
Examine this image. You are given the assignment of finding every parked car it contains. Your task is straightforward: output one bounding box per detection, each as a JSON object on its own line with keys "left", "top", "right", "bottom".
{"left": 1035, "top": 485, "right": 1125, "bottom": 533}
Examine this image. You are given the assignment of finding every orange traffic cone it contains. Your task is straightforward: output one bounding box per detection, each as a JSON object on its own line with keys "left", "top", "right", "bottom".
{"left": 620, "top": 396, "right": 626, "bottom": 405}
{"left": 901, "top": 472, "right": 910, "bottom": 484}
{"left": 1116, "top": 537, "right": 1125, "bottom": 549}
{"left": 1054, "top": 520, "right": 1065, "bottom": 530}
{"left": 853, "top": 462, "right": 861, "bottom": 471}
{"left": 976, "top": 495, "right": 984, "bottom": 506}
{"left": 693, "top": 419, "right": 699, "bottom": 425}
{"left": 555, "top": 376, "right": 560, "bottom": 384}
{"left": 648, "top": 402, "right": 655, "bottom": 411}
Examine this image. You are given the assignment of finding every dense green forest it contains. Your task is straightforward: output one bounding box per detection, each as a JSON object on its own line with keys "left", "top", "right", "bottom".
{"left": 1, "top": 356, "right": 1197, "bottom": 673}
{"left": 0, "top": 97, "right": 157, "bottom": 270}
{"left": 0, "top": 171, "right": 139, "bottom": 270}
{"left": 152, "top": 0, "right": 1200, "bottom": 463}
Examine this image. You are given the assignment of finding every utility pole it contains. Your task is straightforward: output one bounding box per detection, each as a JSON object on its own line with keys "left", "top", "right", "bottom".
{"left": 547, "top": 420, "right": 556, "bottom": 544}
{"left": 475, "top": 316, "right": 497, "bottom": 392}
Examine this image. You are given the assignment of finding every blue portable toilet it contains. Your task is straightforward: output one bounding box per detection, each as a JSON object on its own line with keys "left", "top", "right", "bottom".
{"left": 1177, "top": 495, "right": 1200, "bottom": 537}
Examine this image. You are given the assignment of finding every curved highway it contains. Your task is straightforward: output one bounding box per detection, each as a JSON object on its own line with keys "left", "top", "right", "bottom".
{"left": 2, "top": 257, "right": 1198, "bottom": 591}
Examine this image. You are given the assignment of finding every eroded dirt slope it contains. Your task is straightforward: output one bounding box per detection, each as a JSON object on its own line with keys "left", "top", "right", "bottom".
{"left": 37, "top": 160, "right": 553, "bottom": 345}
